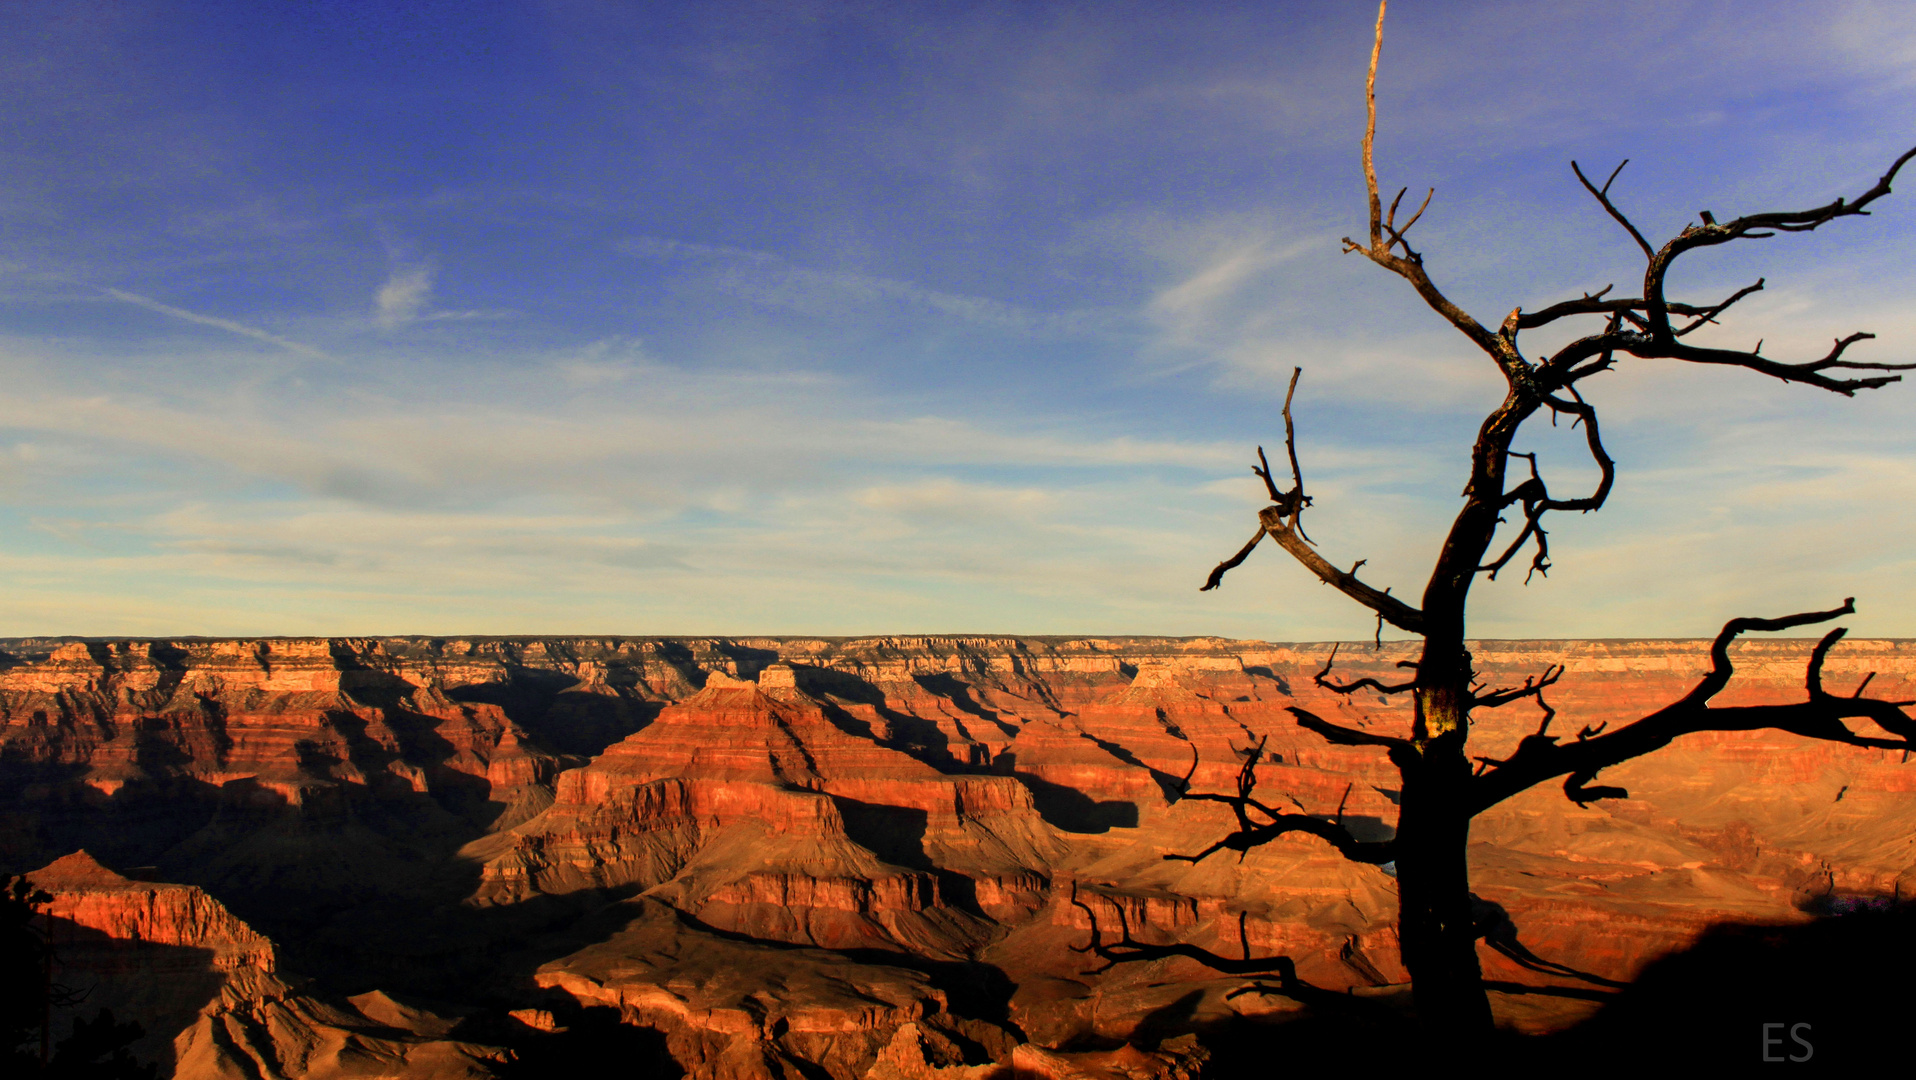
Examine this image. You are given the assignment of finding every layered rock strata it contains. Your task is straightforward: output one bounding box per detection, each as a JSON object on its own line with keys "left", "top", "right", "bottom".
{"left": 3, "top": 634, "right": 1912, "bottom": 1075}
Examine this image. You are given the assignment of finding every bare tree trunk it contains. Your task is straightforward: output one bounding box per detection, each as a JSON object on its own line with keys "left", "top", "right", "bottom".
{"left": 1395, "top": 717, "right": 1492, "bottom": 1033}
{"left": 1391, "top": 402, "right": 1526, "bottom": 1035}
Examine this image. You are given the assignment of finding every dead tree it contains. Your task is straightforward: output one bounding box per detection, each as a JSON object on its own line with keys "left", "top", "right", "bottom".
{"left": 1183, "top": 0, "right": 1916, "bottom": 1036}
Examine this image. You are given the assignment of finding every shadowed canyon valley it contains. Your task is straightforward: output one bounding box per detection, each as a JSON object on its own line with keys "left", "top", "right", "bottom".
{"left": 5, "top": 634, "right": 1913, "bottom": 1076}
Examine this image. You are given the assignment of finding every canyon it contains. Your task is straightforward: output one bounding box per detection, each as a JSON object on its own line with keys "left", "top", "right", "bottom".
{"left": 3, "top": 634, "right": 1912, "bottom": 1076}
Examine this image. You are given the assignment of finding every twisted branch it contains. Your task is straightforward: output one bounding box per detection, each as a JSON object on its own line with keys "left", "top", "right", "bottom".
{"left": 1165, "top": 734, "right": 1397, "bottom": 865}
{"left": 1199, "top": 370, "right": 1423, "bottom": 631}
{"left": 1469, "top": 600, "right": 1916, "bottom": 812}
{"left": 1471, "top": 664, "right": 1565, "bottom": 711}
{"left": 1315, "top": 642, "right": 1417, "bottom": 696}
{"left": 1559, "top": 147, "right": 1916, "bottom": 396}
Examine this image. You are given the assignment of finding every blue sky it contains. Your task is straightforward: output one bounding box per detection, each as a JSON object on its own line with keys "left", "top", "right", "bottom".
{"left": 1, "top": 0, "right": 1912, "bottom": 639}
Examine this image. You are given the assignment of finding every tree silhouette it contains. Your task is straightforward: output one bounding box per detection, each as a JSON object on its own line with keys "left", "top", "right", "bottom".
{"left": 1156, "top": 0, "right": 1916, "bottom": 1037}
{"left": 3, "top": 875, "right": 56, "bottom": 1075}
{"left": 2, "top": 876, "right": 155, "bottom": 1080}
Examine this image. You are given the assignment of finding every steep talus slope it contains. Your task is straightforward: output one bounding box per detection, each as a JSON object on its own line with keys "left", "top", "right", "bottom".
{"left": 3, "top": 634, "right": 1913, "bottom": 1076}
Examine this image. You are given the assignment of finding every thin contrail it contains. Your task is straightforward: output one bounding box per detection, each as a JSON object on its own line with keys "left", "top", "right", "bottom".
{"left": 101, "top": 286, "right": 329, "bottom": 360}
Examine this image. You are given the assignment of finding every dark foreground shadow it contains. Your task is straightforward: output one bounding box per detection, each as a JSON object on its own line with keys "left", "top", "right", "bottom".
{"left": 498, "top": 1006, "right": 682, "bottom": 1079}
{"left": 1529, "top": 898, "right": 1915, "bottom": 1068}
{"left": 1067, "top": 900, "right": 1916, "bottom": 1071}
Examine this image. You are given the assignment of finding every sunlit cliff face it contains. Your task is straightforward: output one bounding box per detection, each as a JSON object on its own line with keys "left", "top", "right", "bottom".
{"left": 7, "top": 634, "right": 1912, "bottom": 1076}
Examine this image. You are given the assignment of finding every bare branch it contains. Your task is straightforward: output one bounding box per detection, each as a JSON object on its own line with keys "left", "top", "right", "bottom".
{"left": 1280, "top": 368, "right": 1313, "bottom": 542}
{"left": 1691, "top": 598, "right": 1857, "bottom": 707}
{"left": 1200, "top": 528, "right": 1265, "bottom": 593}
{"left": 1202, "top": 369, "right": 1421, "bottom": 629}
{"left": 1340, "top": 236, "right": 1504, "bottom": 360}
{"left": 1664, "top": 145, "right": 1916, "bottom": 249}
{"left": 1203, "top": 369, "right": 1317, "bottom": 592}
{"left": 1572, "top": 159, "right": 1655, "bottom": 259}
{"left": 1516, "top": 280, "right": 1766, "bottom": 333}
{"left": 1252, "top": 445, "right": 1284, "bottom": 502}
{"left": 1806, "top": 626, "right": 1845, "bottom": 699}
{"left": 1383, "top": 187, "right": 1435, "bottom": 255}
{"left": 1478, "top": 385, "right": 1616, "bottom": 588}
{"left": 1072, "top": 894, "right": 1406, "bottom": 1019}
{"left": 1474, "top": 897, "right": 1627, "bottom": 989}
{"left": 1363, "top": 0, "right": 1386, "bottom": 248}
{"left": 1164, "top": 734, "right": 1397, "bottom": 865}
{"left": 1071, "top": 884, "right": 1303, "bottom": 976}
{"left": 1479, "top": 453, "right": 1548, "bottom": 581}
{"left": 1534, "top": 690, "right": 1557, "bottom": 735}
{"left": 1535, "top": 385, "right": 1614, "bottom": 514}
{"left": 1478, "top": 510, "right": 1546, "bottom": 583}
{"left": 1673, "top": 279, "right": 1766, "bottom": 337}
{"left": 1637, "top": 332, "right": 1912, "bottom": 396}
{"left": 1513, "top": 285, "right": 1615, "bottom": 329}
{"left": 1598, "top": 159, "right": 1627, "bottom": 197}
{"left": 1472, "top": 664, "right": 1565, "bottom": 710}
{"left": 1315, "top": 642, "right": 1417, "bottom": 696}
{"left": 1626, "top": 146, "right": 1916, "bottom": 395}
{"left": 1290, "top": 705, "right": 1411, "bottom": 752}
{"left": 1470, "top": 600, "right": 1916, "bottom": 813}
{"left": 1262, "top": 504, "right": 1426, "bottom": 633}
{"left": 1171, "top": 799, "right": 1398, "bottom": 865}
{"left": 1340, "top": 1, "right": 1510, "bottom": 367}
{"left": 1561, "top": 771, "right": 1629, "bottom": 806}
{"left": 1851, "top": 671, "right": 1877, "bottom": 700}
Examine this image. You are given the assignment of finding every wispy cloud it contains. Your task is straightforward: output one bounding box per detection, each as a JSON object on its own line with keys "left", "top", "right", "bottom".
{"left": 854, "top": 478, "right": 1053, "bottom": 522}
{"left": 374, "top": 264, "right": 433, "bottom": 329}
{"left": 1827, "top": 0, "right": 1916, "bottom": 87}
{"left": 100, "top": 287, "right": 328, "bottom": 360}
{"left": 620, "top": 235, "right": 1120, "bottom": 335}
{"left": 1147, "top": 233, "right": 1319, "bottom": 343}
{"left": 372, "top": 261, "right": 514, "bottom": 330}
{"left": 550, "top": 336, "right": 656, "bottom": 387}
{"left": 1129, "top": 216, "right": 1506, "bottom": 406}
